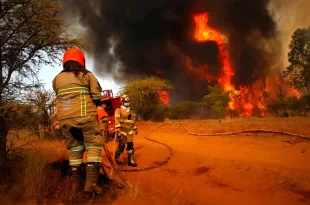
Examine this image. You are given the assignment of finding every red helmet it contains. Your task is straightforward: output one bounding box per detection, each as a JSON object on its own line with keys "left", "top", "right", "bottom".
{"left": 62, "top": 48, "right": 85, "bottom": 67}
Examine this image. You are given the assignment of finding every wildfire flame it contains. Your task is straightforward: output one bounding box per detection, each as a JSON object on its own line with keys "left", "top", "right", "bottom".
{"left": 155, "top": 68, "right": 171, "bottom": 106}
{"left": 193, "top": 13, "right": 299, "bottom": 118}
{"left": 158, "top": 89, "right": 170, "bottom": 106}
{"left": 194, "top": 13, "right": 234, "bottom": 92}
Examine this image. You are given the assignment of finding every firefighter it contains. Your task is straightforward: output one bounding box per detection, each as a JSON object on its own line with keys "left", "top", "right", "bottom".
{"left": 52, "top": 47, "right": 105, "bottom": 195}
{"left": 114, "top": 94, "right": 138, "bottom": 167}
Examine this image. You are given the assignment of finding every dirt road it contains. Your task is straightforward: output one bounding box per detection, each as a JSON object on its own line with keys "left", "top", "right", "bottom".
{"left": 102, "top": 118, "right": 310, "bottom": 205}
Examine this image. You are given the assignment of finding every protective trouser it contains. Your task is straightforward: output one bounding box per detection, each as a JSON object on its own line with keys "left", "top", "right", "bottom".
{"left": 115, "top": 134, "right": 137, "bottom": 167}
{"left": 59, "top": 115, "right": 105, "bottom": 194}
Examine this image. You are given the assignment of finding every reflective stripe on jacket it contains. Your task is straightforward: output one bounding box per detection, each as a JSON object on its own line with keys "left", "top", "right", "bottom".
{"left": 52, "top": 71, "right": 102, "bottom": 120}
{"left": 114, "top": 107, "right": 137, "bottom": 134}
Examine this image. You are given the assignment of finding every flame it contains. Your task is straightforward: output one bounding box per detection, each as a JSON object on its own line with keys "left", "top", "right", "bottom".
{"left": 158, "top": 90, "right": 170, "bottom": 106}
{"left": 194, "top": 13, "right": 234, "bottom": 92}
{"left": 155, "top": 68, "right": 170, "bottom": 106}
{"left": 193, "top": 12, "right": 300, "bottom": 118}
{"left": 155, "top": 68, "right": 164, "bottom": 76}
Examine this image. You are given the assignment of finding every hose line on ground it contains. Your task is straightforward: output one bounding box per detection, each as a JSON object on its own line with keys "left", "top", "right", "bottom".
{"left": 102, "top": 122, "right": 310, "bottom": 173}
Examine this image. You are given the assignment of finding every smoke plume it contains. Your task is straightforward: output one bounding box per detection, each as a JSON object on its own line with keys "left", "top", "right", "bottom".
{"left": 60, "top": 0, "right": 307, "bottom": 103}
{"left": 269, "top": 0, "right": 310, "bottom": 68}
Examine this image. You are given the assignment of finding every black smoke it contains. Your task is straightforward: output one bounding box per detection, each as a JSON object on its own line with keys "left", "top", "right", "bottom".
{"left": 61, "top": 0, "right": 277, "bottom": 103}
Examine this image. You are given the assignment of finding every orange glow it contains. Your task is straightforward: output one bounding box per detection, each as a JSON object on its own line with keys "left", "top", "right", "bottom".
{"left": 155, "top": 68, "right": 170, "bottom": 106}
{"left": 193, "top": 12, "right": 300, "bottom": 117}
{"left": 158, "top": 90, "right": 170, "bottom": 106}
{"left": 194, "top": 13, "right": 234, "bottom": 92}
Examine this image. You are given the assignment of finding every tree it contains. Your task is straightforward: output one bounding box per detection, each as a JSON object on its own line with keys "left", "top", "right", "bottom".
{"left": 25, "top": 88, "right": 55, "bottom": 137}
{"left": 26, "top": 88, "right": 55, "bottom": 126}
{"left": 0, "top": 0, "right": 86, "bottom": 181}
{"left": 283, "top": 28, "right": 310, "bottom": 95}
{"left": 2, "top": 103, "right": 38, "bottom": 132}
{"left": 267, "top": 97, "right": 304, "bottom": 117}
{"left": 169, "top": 101, "right": 202, "bottom": 119}
{"left": 120, "top": 76, "right": 173, "bottom": 120}
{"left": 202, "top": 84, "right": 230, "bottom": 119}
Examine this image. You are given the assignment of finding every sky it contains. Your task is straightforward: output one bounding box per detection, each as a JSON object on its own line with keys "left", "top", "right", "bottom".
{"left": 38, "top": 54, "right": 123, "bottom": 94}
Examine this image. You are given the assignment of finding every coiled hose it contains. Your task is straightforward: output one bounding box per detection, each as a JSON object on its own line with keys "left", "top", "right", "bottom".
{"left": 102, "top": 122, "right": 310, "bottom": 175}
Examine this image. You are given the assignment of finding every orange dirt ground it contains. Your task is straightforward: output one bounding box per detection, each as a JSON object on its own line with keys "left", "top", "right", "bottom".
{"left": 104, "top": 118, "right": 310, "bottom": 205}
{"left": 6, "top": 117, "right": 310, "bottom": 205}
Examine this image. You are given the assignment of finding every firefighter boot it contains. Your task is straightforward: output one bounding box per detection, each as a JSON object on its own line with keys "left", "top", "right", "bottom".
{"left": 115, "top": 145, "right": 125, "bottom": 165}
{"left": 84, "top": 162, "right": 103, "bottom": 195}
{"left": 70, "top": 164, "right": 84, "bottom": 193}
{"left": 127, "top": 142, "right": 137, "bottom": 167}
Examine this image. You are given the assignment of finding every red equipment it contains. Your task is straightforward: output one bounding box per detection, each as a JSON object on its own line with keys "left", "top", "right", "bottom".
{"left": 100, "top": 90, "right": 121, "bottom": 138}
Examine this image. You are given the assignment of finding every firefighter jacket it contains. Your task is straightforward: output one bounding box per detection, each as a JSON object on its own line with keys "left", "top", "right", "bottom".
{"left": 114, "top": 106, "right": 137, "bottom": 136}
{"left": 52, "top": 67, "right": 102, "bottom": 120}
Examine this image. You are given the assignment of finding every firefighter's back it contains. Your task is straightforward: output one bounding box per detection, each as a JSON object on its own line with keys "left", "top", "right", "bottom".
{"left": 53, "top": 71, "right": 97, "bottom": 120}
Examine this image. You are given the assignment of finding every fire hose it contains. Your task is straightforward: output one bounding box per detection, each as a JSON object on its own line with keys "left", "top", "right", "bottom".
{"left": 100, "top": 123, "right": 171, "bottom": 188}
{"left": 101, "top": 122, "right": 310, "bottom": 177}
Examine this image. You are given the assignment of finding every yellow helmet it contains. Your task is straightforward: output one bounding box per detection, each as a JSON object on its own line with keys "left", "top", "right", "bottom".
{"left": 120, "top": 94, "right": 130, "bottom": 102}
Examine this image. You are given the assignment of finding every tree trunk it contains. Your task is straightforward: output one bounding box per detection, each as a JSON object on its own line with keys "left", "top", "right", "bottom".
{"left": 0, "top": 114, "right": 8, "bottom": 183}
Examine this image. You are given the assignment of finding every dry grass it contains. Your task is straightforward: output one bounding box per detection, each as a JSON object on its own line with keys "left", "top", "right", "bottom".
{"left": 123, "top": 178, "right": 187, "bottom": 204}
{"left": 1, "top": 131, "right": 68, "bottom": 204}
{"left": 123, "top": 169, "right": 186, "bottom": 204}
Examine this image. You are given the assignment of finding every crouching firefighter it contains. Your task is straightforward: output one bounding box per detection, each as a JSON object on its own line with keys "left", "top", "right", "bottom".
{"left": 52, "top": 47, "right": 105, "bottom": 196}
{"left": 114, "top": 94, "right": 138, "bottom": 167}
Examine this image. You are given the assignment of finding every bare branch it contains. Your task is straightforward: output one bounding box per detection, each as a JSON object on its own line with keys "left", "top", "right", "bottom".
{"left": 1, "top": 0, "right": 87, "bottom": 95}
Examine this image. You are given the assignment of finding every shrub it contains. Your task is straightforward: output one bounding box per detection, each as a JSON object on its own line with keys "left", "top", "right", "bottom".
{"left": 137, "top": 104, "right": 169, "bottom": 122}
{"left": 169, "top": 101, "right": 202, "bottom": 119}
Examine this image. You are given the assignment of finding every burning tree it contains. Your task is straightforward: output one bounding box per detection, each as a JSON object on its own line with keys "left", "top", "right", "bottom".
{"left": 121, "top": 76, "right": 173, "bottom": 121}
{"left": 0, "top": 0, "right": 86, "bottom": 181}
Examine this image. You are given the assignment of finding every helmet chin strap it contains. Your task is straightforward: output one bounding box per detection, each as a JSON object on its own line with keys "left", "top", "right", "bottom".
{"left": 123, "top": 102, "right": 130, "bottom": 107}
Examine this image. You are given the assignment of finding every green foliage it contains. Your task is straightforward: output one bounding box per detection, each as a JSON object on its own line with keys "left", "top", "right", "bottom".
{"left": 0, "top": 102, "right": 50, "bottom": 138}
{"left": 202, "top": 84, "right": 230, "bottom": 118}
{"left": 151, "top": 105, "right": 170, "bottom": 122}
{"left": 267, "top": 95, "right": 310, "bottom": 117}
{"left": 0, "top": 87, "right": 55, "bottom": 138}
{"left": 138, "top": 104, "right": 169, "bottom": 122}
{"left": 300, "top": 94, "right": 310, "bottom": 112}
{"left": 120, "top": 76, "right": 173, "bottom": 121}
{"left": 169, "top": 101, "right": 202, "bottom": 119}
{"left": 0, "top": 103, "right": 35, "bottom": 129}
{"left": 283, "top": 28, "right": 310, "bottom": 95}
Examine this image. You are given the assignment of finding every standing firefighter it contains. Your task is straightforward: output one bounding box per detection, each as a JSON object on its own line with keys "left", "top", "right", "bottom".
{"left": 114, "top": 94, "right": 138, "bottom": 167}
{"left": 52, "top": 48, "right": 105, "bottom": 195}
